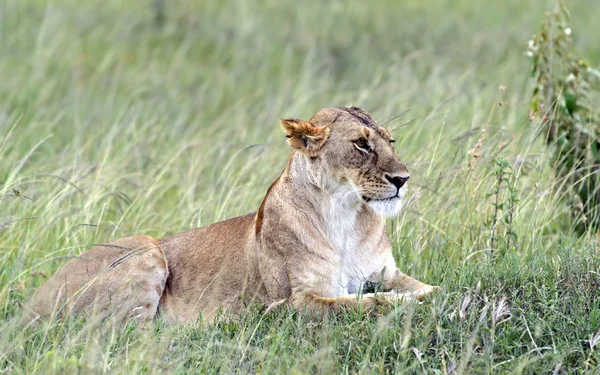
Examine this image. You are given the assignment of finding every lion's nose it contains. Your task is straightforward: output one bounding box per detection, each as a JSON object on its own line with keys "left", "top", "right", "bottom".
{"left": 385, "top": 174, "right": 410, "bottom": 190}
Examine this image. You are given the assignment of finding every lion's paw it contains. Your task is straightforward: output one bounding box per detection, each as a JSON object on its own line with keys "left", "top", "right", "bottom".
{"left": 414, "top": 285, "right": 441, "bottom": 301}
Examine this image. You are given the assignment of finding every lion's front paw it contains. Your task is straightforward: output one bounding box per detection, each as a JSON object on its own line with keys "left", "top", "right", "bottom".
{"left": 414, "top": 285, "right": 441, "bottom": 301}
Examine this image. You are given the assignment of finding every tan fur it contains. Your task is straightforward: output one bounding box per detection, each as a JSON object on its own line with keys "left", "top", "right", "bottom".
{"left": 22, "top": 106, "right": 439, "bottom": 326}
{"left": 22, "top": 236, "right": 168, "bottom": 325}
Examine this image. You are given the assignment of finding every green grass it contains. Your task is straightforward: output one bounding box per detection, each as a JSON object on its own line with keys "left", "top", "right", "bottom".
{"left": 2, "top": 0, "right": 600, "bottom": 373}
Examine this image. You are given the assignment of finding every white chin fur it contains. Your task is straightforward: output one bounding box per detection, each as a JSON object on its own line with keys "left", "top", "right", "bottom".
{"left": 366, "top": 187, "right": 407, "bottom": 218}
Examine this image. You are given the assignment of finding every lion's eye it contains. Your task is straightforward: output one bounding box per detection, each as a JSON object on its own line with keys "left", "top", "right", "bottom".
{"left": 390, "top": 139, "right": 395, "bottom": 144}
{"left": 353, "top": 138, "right": 371, "bottom": 152}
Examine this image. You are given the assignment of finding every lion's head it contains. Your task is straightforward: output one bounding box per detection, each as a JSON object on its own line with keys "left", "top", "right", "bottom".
{"left": 280, "top": 106, "right": 409, "bottom": 217}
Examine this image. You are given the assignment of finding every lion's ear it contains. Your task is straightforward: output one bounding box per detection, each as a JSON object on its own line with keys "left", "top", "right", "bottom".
{"left": 280, "top": 118, "right": 330, "bottom": 156}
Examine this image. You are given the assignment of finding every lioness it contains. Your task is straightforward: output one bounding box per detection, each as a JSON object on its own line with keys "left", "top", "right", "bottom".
{"left": 22, "top": 106, "right": 438, "bottom": 325}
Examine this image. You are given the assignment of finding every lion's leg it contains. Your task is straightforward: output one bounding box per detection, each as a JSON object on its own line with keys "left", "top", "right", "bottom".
{"left": 289, "top": 290, "right": 411, "bottom": 314}
{"left": 377, "top": 268, "right": 439, "bottom": 300}
{"left": 22, "top": 235, "right": 169, "bottom": 326}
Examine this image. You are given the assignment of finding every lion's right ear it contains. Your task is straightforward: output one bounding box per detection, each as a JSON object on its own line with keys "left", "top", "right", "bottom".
{"left": 280, "top": 118, "right": 330, "bottom": 156}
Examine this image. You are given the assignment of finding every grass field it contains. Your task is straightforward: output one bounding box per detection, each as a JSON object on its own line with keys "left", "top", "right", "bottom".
{"left": 2, "top": 0, "right": 600, "bottom": 373}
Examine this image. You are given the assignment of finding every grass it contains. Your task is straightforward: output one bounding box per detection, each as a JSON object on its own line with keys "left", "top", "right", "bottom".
{"left": 1, "top": 0, "right": 600, "bottom": 373}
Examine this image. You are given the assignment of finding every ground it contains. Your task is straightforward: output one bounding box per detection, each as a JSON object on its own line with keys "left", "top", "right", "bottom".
{"left": 1, "top": 0, "right": 600, "bottom": 373}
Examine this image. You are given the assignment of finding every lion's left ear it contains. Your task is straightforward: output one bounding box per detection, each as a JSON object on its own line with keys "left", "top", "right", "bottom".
{"left": 280, "top": 118, "right": 330, "bottom": 156}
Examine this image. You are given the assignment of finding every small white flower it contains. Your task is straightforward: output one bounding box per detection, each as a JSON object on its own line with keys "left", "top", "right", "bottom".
{"left": 528, "top": 39, "right": 535, "bottom": 48}
{"left": 526, "top": 51, "right": 534, "bottom": 57}
{"left": 565, "top": 27, "right": 572, "bottom": 36}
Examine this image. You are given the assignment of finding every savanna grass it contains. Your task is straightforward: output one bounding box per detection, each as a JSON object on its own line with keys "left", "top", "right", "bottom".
{"left": 1, "top": 0, "right": 600, "bottom": 373}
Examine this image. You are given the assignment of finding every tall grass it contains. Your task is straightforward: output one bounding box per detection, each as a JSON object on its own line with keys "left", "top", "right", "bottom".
{"left": 1, "top": 0, "right": 600, "bottom": 373}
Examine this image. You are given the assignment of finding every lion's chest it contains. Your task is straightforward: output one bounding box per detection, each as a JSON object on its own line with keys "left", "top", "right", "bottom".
{"left": 337, "top": 246, "right": 386, "bottom": 296}
{"left": 324, "top": 200, "right": 387, "bottom": 297}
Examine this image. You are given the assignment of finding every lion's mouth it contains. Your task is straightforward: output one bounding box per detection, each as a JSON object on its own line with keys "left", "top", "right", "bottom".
{"left": 362, "top": 194, "right": 399, "bottom": 203}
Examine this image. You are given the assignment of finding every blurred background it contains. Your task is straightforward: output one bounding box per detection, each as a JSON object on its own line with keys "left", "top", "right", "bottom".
{"left": 2, "top": 0, "right": 599, "bottom": 244}
{"left": 1, "top": 0, "right": 600, "bottom": 372}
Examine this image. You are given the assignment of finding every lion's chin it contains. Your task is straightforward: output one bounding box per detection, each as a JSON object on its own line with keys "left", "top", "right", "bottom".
{"left": 365, "top": 196, "right": 404, "bottom": 218}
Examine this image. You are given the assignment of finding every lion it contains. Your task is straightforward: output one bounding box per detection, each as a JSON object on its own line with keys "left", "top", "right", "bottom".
{"left": 22, "top": 106, "right": 439, "bottom": 326}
